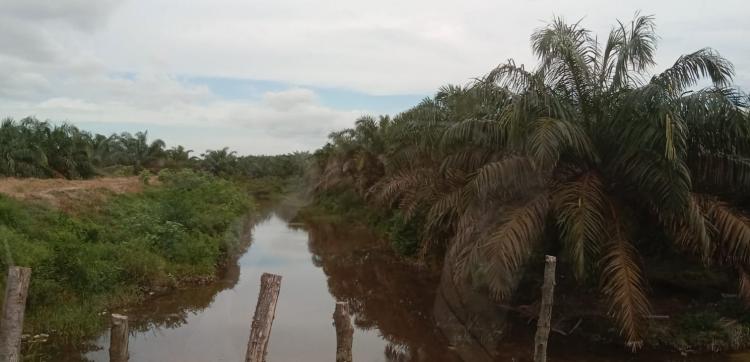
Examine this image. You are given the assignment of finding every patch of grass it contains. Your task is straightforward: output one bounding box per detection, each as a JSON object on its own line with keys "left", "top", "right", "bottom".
{"left": 647, "top": 304, "right": 750, "bottom": 352}
{"left": 0, "top": 169, "right": 253, "bottom": 343}
{"left": 299, "top": 188, "right": 425, "bottom": 257}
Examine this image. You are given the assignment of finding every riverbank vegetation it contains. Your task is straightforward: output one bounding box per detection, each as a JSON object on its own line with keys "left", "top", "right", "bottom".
{"left": 0, "top": 117, "right": 309, "bottom": 190}
{"left": 1, "top": 170, "right": 252, "bottom": 345}
{"left": 308, "top": 14, "right": 750, "bottom": 352}
{"left": 0, "top": 116, "right": 309, "bottom": 349}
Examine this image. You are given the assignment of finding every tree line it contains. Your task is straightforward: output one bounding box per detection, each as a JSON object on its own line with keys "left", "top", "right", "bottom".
{"left": 310, "top": 15, "right": 750, "bottom": 348}
{"left": 0, "top": 117, "right": 309, "bottom": 179}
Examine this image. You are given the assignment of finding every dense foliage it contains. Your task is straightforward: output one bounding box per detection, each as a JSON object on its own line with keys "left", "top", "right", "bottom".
{"left": 0, "top": 117, "right": 309, "bottom": 180}
{"left": 310, "top": 15, "right": 750, "bottom": 348}
{"left": 0, "top": 170, "right": 251, "bottom": 341}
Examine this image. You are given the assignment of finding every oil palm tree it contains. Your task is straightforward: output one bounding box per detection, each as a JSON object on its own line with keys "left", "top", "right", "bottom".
{"left": 316, "top": 115, "right": 393, "bottom": 194}
{"left": 111, "top": 131, "right": 166, "bottom": 173}
{"left": 358, "top": 14, "right": 749, "bottom": 348}
{"left": 201, "top": 147, "right": 238, "bottom": 177}
{"left": 165, "top": 145, "right": 197, "bottom": 169}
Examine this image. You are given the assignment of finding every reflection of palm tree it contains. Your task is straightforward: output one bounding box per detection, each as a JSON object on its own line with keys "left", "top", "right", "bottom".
{"left": 384, "top": 343, "right": 410, "bottom": 362}
{"left": 306, "top": 223, "right": 461, "bottom": 362}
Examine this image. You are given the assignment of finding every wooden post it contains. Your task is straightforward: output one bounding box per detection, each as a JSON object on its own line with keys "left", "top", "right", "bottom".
{"left": 533, "top": 255, "right": 557, "bottom": 362}
{"left": 333, "top": 301, "right": 353, "bottom": 362}
{"left": 246, "top": 273, "right": 282, "bottom": 362}
{"left": 109, "top": 314, "right": 129, "bottom": 362}
{"left": 0, "top": 266, "right": 32, "bottom": 362}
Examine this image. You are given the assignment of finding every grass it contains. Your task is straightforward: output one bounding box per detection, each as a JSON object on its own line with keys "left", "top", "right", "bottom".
{"left": 298, "top": 187, "right": 423, "bottom": 257}
{"left": 0, "top": 169, "right": 253, "bottom": 344}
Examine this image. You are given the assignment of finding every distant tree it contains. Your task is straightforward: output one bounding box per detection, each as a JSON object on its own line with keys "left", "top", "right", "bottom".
{"left": 201, "top": 147, "right": 238, "bottom": 177}
{"left": 166, "top": 145, "right": 197, "bottom": 169}
{"left": 110, "top": 131, "right": 166, "bottom": 173}
{"left": 0, "top": 117, "right": 96, "bottom": 178}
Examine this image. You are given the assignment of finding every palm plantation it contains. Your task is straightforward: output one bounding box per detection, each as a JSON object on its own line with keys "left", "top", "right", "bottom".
{"left": 312, "top": 15, "right": 750, "bottom": 348}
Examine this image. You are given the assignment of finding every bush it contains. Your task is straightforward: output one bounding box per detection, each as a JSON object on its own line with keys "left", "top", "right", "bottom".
{"left": 388, "top": 212, "right": 421, "bottom": 256}
{"left": 0, "top": 169, "right": 253, "bottom": 342}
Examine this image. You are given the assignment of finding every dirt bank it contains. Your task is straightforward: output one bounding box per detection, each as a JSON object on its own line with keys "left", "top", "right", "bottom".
{"left": 0, "top": 177, "right": 148, "bottom": 212}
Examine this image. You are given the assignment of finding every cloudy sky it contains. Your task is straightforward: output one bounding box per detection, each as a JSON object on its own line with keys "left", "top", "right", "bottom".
{"left": 2, "top": 0, "right": 748, "bottom": 155}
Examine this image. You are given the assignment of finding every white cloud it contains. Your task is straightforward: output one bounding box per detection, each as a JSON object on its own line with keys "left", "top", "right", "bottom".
{"left": 0, "top": 0, "right": 748, "bottom": 153}
{"left": 91, "top": 0, "right": 750, "bottom": 93}
{"left": 4, "top": 82, "right": 362, "bottom": 154}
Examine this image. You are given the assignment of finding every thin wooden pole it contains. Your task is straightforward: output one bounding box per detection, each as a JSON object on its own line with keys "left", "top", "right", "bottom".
{"left": 109, "top": 314, "right": 129, "bottom": 362}
{"left": 246, "top": 273, "right": 282, "bottom": 362}
{"left": 333, "top": 301, "right": 353, "bottom": 362}
{"left": 0, "top": 266, "right": 32, "bottom": 362}
{"left": 533, "top": 255, "right": 557, "bottom": 362}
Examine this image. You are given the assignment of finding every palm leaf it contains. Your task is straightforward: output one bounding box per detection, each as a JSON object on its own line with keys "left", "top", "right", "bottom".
{"left": 702, "top": 198, "right": 750, "bottom": 265}
{"left": 470, "top": 156, "right": 541, "bottom": 198}
{"left": 600, "top": 222, "right": 651, "bottom": 350}
{"left": 456, "top": 193, "right": 550, "bottom": 299}
{"left": 553, "top": 171, "right": 608, "bottom": 280}
{"left": 652, "top": 48, "right": 734, "bottom": 92}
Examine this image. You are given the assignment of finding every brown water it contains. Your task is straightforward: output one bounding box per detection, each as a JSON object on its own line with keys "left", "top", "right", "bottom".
{"left": 63, "top": 209, "right": 743, "bottom": 362}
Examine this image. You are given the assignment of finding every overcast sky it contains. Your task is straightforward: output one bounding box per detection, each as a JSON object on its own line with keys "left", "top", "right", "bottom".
{"left": 1, "top": 0, "right": 748, "bottom": 155}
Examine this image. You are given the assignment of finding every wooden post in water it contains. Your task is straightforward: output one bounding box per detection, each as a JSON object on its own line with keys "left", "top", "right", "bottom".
{"left": 333, "top": 301, "right": 353, "bottom": 362}
{"left": 0, "top": 266, "right": 32, "bottom": 362}
{"left": 109, "top": 314, "right": 129, "bottom": 362}
{"left": 533, "top": 255, "right": 557, "bottom": 362}
{"left": 246, "top": 273, "right": 282, "bottom": 362}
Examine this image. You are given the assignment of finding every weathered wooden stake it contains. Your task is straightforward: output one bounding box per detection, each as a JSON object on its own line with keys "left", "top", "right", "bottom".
{"left": 0, "top": 266, "right": 32, "bottom": 362}
{"left": 533, "top": 255, "right": 557, "bottom": 362}
{"left": 333, "top": 301, "right": 353, "bottom": 362}
{"left": 109, "top": 314, "right": 129, "bottom": 362}
{"left": 246, "top": 273, "right": 282, "bottom": 362}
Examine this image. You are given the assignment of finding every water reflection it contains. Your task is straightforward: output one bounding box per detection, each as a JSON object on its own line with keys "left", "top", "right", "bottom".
{"left": 57, "top": 208, "right": 739, "bottom": 362}
{"left": 80, "top": 212, "right": 389, "bottom": 361}
{"left": 306, "top": 222, "right": 462, "bottom": 361}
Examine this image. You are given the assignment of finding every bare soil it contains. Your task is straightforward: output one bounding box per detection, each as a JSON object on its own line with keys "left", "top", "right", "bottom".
{"left": 0, "top": 177, "right": 149, "bottom": 212}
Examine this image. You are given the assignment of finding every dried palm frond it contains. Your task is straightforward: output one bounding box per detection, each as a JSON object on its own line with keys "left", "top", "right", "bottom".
{"left": 553, "top": 171, "right": 608, "bottom": 280}
{"left": 600, "top": 221, "right": 651, "bottom": 351}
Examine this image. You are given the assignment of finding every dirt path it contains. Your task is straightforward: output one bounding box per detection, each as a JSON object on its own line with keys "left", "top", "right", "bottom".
{"left": 0, "top": 177, "right": 148, "bottom": 212}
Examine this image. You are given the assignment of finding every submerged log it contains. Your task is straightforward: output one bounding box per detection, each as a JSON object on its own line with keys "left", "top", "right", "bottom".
{"left": 246, "top": 273, "right": 282, "bottom": 362}
{"left": 333, "top": 301, "right": 353, "bottom": 362}
{"left": 109, "top": 314, "right": 129, "bottom": 362}
{"left": 533, "top": 255, "right": 557, "bottom": 362}
{"left": 0, "top": 266, "right": 32, "bottom": 362}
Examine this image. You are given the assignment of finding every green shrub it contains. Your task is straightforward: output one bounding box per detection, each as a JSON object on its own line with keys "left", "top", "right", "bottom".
{"left": 388, "top": 212, "right": 421, "bottom": 256}
{"left": 0, "top": 169, "right": 253, "bottom": 342}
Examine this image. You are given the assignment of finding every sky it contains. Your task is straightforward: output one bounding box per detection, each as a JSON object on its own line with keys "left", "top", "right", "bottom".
{"left": 1, "top": 0, "right": 748, "bottom": 155}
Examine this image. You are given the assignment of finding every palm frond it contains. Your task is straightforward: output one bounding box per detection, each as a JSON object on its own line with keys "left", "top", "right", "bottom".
{"left": 553, "top": 171, "right": 608, "bottom": 280}
{"left": 652, "top": 48, "right": 734, "bottom": 91}
{"left": 667, "top": 194, "right": 713, "bottom": 262}
{"left": 610, "top": 13, "right": 657, "bottom": 88}
{"left": 470, "top": 156, "right": 541, "bottom": 198}
{"left": 600, "top": 222, "right": 651, "bottom": 350}
{"left": 528, "top": 117, "right": 594, "bottom": 169}
{"left": 702, "top": 198, "right": 750, "bottom": 265}
{"left": 455, "top": 193, "right": 550, "bottom": 299}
